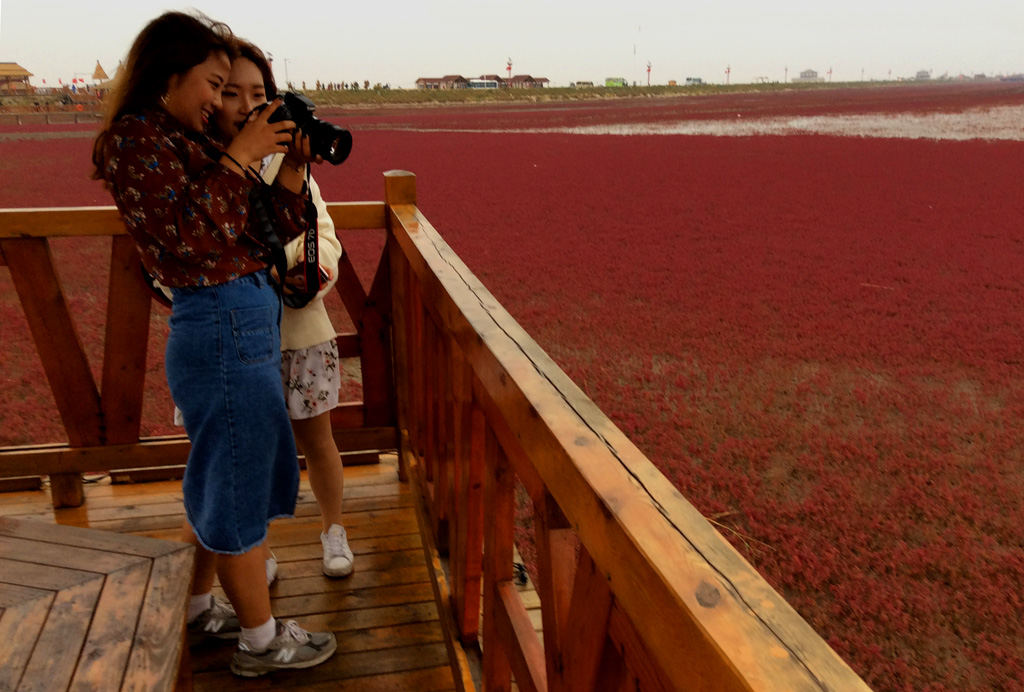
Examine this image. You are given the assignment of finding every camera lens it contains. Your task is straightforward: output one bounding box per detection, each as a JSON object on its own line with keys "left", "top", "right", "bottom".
{"left": 320, "top": 127, "right": 353, "bottom": 165}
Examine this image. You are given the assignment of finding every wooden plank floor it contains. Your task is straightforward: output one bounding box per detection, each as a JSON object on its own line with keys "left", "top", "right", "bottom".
{"left": 0, "top": 455, "right": 460, "bottom": 692}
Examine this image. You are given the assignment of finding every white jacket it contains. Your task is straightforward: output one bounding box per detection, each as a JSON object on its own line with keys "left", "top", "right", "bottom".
{"left": 262, "top": 154, "right": 343, "bottom": 352}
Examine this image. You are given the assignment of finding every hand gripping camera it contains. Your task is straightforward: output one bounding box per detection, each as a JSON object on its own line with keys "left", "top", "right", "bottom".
{"left": 257, "top": 91, "right": 352, "bottom": 165}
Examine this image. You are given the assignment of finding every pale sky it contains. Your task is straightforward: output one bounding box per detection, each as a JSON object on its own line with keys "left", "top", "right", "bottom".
{"left": 2, "top": 0, "right": 1023, "bottom": 89}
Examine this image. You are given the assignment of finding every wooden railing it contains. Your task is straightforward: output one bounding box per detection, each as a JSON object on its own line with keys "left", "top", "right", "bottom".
{"left": 0, "top": 188, "right": 398, "bottom": 507}
{"left": 384, "top": 171, "right": 873, "bottom": 691}
{"left": 1, "top": 170, "right": 873, "bottom": 690}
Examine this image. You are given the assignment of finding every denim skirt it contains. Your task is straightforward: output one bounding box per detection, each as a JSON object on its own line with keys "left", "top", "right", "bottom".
{"left": 167, "top": 270, "right": 299, "bottom": 554}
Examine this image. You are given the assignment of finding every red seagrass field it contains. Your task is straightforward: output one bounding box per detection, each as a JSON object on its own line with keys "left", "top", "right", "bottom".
{"left": 2, "top": 83, "right": 1023, "bottom": 691}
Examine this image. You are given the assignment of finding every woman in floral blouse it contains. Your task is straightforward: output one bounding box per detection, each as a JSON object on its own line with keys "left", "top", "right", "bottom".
{"left": 92, "top": 10, "right": 336, "bottom": 677}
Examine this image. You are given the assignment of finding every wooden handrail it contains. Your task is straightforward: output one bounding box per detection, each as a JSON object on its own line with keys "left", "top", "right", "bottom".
{"left": 383, "top": 170, "right": 873, "bottom": 691}
{"left": 0, "top": 202, "right": 387, "bottom": 239}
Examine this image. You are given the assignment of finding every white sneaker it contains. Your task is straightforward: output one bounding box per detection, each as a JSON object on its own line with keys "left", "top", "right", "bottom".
{"left": 266, "top": 551, "right": 278, "bottom": 587}
{"left": 321, "top": 524, "right": 354, "bottom": 577}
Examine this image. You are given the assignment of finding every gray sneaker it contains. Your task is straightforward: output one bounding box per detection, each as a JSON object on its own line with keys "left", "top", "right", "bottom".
{"left": 187, "top": 595, "right": 241, "bottom": 646}
{"left": 231, "top": 619, "right": 337, "bottom": 677}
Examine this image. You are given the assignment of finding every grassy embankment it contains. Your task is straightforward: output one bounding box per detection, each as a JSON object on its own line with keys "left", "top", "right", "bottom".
{"left": 1, "top": 79, "right": 907, "bottom": 112}
{"left": 308, "top": 80, "right": 902, "bottom": 108}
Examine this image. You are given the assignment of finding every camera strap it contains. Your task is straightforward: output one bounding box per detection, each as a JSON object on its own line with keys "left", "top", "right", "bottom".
{"left": 245, "top": 161, "right": 325, "bottom": 310}
{"left": 285, "top": 175, "right": 328, "bottom": 309}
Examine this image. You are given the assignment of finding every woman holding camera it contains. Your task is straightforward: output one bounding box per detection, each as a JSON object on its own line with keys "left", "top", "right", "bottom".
{"left": 211, "top": 40, "right": 354, "bottom": 583}
{"left": 92, "top": 11, "right": 336, "bottom": 677}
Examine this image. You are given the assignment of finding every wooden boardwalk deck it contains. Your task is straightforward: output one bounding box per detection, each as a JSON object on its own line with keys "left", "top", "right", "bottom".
{"left": 0, "top": 455, "right": 461, "bottom": 692}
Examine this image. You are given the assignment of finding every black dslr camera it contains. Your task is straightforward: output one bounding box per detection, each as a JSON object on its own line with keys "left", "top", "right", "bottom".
{"left": 256, "top": 91, "right": 352, "bottom": 165}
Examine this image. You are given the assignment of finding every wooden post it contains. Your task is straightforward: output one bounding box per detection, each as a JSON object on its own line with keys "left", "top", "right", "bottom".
{"left": 450, "top": 349, "right": 484, "bottom": 643}
{"left": 387, "top": 237, "right": 411, "bottom": 482}
{"left": 434, "top": 332, "right": 454, "bottom": 554}
{"left": 424, "top": 316, "right": 438, "bottom": 487}
{"left": 482, "top": 426, "right": 514, "bottom": 692}
{"left": 384, "top": 170, "right": 417, "bottom": 481}
{"left": 411, "top": 282, "right": 427, "bottom": 463}
{"left": 383, "top": 169, "right": 417, "bottom": 209}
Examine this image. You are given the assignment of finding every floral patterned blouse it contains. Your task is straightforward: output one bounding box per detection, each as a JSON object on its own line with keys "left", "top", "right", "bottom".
{"left": 101, "top": 108, "right": 309, "bottom": 287}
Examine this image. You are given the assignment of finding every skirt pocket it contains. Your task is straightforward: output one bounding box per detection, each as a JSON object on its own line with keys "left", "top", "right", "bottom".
{"left": 231, "top": 305, "right": 275, "bottom": 364}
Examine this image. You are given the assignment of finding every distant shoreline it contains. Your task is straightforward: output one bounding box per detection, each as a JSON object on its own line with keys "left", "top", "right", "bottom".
{"left": 1, "top": 78, "right": 1013, "bottom": 114}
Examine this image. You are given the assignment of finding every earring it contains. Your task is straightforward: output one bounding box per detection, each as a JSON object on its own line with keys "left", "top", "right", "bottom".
{"left": 160, "top": 93, "right": 169, "bottom": 107}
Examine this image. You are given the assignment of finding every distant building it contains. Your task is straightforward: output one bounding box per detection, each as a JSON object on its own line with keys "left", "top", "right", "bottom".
{"left": 792, "top": 69, "right": 824, "bottom": 83}
{"left": 915, "top": 70, "right": 931, "bottom": 80}
{"left": 417, "top": 73, "right": 547, "bottom": 89}
{"left": 414, "top": 76, "right": 469, "bottom": 89}
{"left": 571, "top": 81, "right": 595, "bottom": 88}
{"left": 441, "top": 75, "right": 469, "bottom": 89}
{"left": 509, "top": 74, "right": 548, "bottom": 88}
{"left": 0, "top": 62, "right": 34, "bottom": 94}
{"left": 478, "top": 74, "right": 508, "bottom": 88}
{"left": 685, "top": 77, "right": 703, "bottom": 85}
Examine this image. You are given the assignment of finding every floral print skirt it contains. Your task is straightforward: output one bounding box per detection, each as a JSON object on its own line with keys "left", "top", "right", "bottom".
{"left": 281, "top": 338, "right": 340, "bottom": 420}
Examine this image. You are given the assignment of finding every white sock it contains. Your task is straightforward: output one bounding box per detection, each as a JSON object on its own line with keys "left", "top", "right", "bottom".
{"left": 241, "top": 617, "right": 277, "bottom": 651}
{"left": 187, "top": 593, "right": 213, "bottom": 622}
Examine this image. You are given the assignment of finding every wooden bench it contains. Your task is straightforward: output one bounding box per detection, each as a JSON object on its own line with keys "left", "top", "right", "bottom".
{"left": 0, "top": 517, "right": 195, "bottom": 692}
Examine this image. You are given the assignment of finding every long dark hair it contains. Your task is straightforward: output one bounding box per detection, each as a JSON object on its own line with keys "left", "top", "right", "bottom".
{"left": 92, "top": 11, "right": 235, "bottom": 179}
{"left": 236, "top": 40, "right": 278, "bottom": 100}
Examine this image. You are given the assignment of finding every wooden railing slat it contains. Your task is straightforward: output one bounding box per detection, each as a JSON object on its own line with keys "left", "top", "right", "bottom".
{"left": 333, "top": 253, "right": 368, "bottom": 325}
{"left": 360, "top": 248, "right": 394, "bottom": 427}
{"left": 335, "top": 332, "right": 361, "bottom": 358}
{"left": 0, "top": 203, "right": 385, "bottom": 239}
{"left": 534, "top": 492, "right": 575, "bottom": 688}
{"left": 1, "top": 237, "right": 102, "bottom": 447}
{"left": 100, "top": 235, "right": 152, "bottom": 444}
{"left": 0, "top": 207, "right": 123, "bottom": 238}
{"left": 0, "top": 429, "right": 396, "bottom": 476}
{"left": 325, "top": 201, "right": 386, "bottom": 230}
{"left": 496, "top": 581, "right": 547, "bottom": 692}
{"left": 560, "top": 547, "right": 615, "bottom": 692}
{"left": 606, "top": 602, "right": 673, "bottom": 692}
